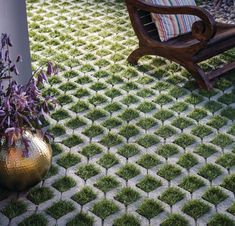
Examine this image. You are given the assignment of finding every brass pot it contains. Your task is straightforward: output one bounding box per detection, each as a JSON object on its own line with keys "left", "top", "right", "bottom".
{"left": 0, "top": 131, "right": 52, "bottom": 191}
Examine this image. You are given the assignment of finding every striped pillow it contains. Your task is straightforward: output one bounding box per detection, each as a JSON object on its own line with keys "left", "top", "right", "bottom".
{"left": 145, "top": 0, "right": 199, "bottom": 41}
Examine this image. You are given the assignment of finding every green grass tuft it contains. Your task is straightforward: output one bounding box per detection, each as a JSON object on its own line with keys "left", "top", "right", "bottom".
{"left": 137, "top": 175, "right": 162, "bottom": 193}
{"left": 174, "top": 134, "right": 196, "bottom": 148}
{"left": 115, "top": 187, "right": 140, "bottom": 206}
{"left": 137, "top": 154, "right": 160, "bottom": 169}
{"left": 76, "top": 164, "right": 100, "bottom": 181}
{"left": 182, "top": 199, "right": 210, "bottom": 220}
{"left": 136, "top": 117, "right": 157, "bottom": 130}
{"left": 157, "top": 144, "right": 179, "bottom": 159}
{"left": 172, "top": 117, "right": 194, "bottom": 130}
{"left": 118, "top": 144, "right": 140, "bottom": 159}
{"left": 72, "top": 187, "right": 97, "bottom": 206}
{"left": 137, "top": 134, "right": 160, "bottom": 148}
{"left": 83, "top": 124, "right": 104, "bottom": 138}
{"left": 119, "top": 109, "right": 140, "bottom": 122}
{"left": 155, "top": 125, "right": 176, "bottom": 139}
{"left": 92, "top": 199, "right": 119, "bottom": 220}
{"left": 157, "top": 164, "right": 181, "bottom": 181}
{"left": 27, "top": 187, "right": 54, "bottom": 205}
{"left": 80, "top": 143, "right": 103, "bottom": 159}
{"left": 52, "top": 176, "right": 76, "bottom": 192}
{"left": 62, "top": 135, "right": 83, "bottom": 148}
{"left": 177, "top": 153, "right": 198, "bottom": 170}
{"left": 159, "top": 187, "right": 185, "bottom": 206}
{"left": 211, "top": 133, "right": 234, "bottom": 148}
{"left": 46, "top": 200, "right": 75, "bottom": 219}
{"left": 2, "top": 200, "right": 27, "bottom": 219}
{"left": 95, "top": 176, "right": 120, "bottom": 193}
{"left": 66, "top": 117, "right": 86, "bottom": 129}
{"left": 113, "top": 214, "right": 140, "bottom": 226}
{"left": 202, "top": 187, "right": 228, "bottom": 205}
{"left": 179, "top": 176, "right": 205, "bottom": 193}
{"left": 137, "top": 199, "right": 163, "bottom": 220}
{"left": 98, "top": 153, "right": 119, "bottom": 169}
{"left": 100, "top": 133, "right": 123, "bottom": 148}
{"left": 160, "top": 214, "right": 189, "bottom": 226}
{"left": 119, "top": 125, "right": 140, "bottom": 140}
{"left": 116, "top": 164, "right": 140, "bottom": 181}
{"left": 221, "top": 174, "right": 235, "bottom": 194}
{"left": 208, "top": 214, "right": 235, "bottom": 226}
{"left": 191, "top": 125, "right": 213, "bottom": 139}
{"left": 198, "top": 164, "right": 222, "bottom": 182}
{"left": 67, "top": 212, "right": 94, "bottom": 226}
{"left": 194, "top": 144, "right": 217, "bottom": 159}
{"left": 57, "top": 153, "right": 81, "bottom": 169}
{"left": 216, "top": 153, "right": 235, "bottom": 170}
{"left": 19, "top": 214, "right": 47, "bottom": 226}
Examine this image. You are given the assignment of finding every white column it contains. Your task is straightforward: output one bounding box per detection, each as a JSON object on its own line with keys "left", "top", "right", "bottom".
{"left": 0, "top": 0, "right": 32, "bottom": 85}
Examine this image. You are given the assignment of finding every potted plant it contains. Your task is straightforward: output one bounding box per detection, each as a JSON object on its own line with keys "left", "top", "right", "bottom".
{"left": 0, "top": 33, "right": 57, "bottom": 191}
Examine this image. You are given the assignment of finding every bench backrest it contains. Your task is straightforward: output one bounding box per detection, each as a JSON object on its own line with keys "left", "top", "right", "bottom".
{"left": 137, "top": 9, "right": 159, "bottom": 39}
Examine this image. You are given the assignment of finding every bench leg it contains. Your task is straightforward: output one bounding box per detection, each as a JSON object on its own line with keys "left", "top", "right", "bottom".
{"left": 184, "top": 63, "right": 213, "bottom": 90}
{"left": 127, "top": 48, "right": 146, "bottom": 65}
{"left": 127, "top": 50, "right": 215, "bottom": 90}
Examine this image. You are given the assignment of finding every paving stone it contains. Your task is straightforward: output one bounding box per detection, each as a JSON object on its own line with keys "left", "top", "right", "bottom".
{"left": 0, "top": 0, "right": 235, "bottom": 225}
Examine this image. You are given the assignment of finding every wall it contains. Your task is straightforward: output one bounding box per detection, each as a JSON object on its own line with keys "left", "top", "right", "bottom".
{"left": 0, "top": 0, "right": 32, "bottom": 85}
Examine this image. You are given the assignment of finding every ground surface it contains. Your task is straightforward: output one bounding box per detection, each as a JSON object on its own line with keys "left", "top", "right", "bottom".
{"left": 0, "top": 0, "right": 235, "bottom": 225}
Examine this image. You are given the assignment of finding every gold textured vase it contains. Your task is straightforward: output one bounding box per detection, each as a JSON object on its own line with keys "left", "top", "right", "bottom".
{"left": 0, "top": 131, "right": 52, "bottom": 191}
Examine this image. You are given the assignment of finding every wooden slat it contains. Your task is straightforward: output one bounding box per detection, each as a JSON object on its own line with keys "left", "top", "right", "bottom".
{"left": 137, "top": 8, "right": 160, "bottom": 41}
{"left": 144, "top": 23, "right": 156, "bottom": 32}
{"left": 208, "top": 61, "right": 235, "bottom": 80}
{"left": 137, "top": 9, "right": 149, "bottom": 17}
{"left": 140, "top": 15, "right": 153, "bottom": 25}
{"left": 147, "top": 28, "right": 158, "bottom": 35}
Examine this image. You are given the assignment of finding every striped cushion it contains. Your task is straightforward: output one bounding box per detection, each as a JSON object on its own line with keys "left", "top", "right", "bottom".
{"left": 145, "top": 0, "right": 199, "bottom": 41}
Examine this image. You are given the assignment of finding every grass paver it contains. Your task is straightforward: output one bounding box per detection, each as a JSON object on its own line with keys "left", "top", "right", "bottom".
{"left": 4, "top": 1, "right": 235, "bottom": 225}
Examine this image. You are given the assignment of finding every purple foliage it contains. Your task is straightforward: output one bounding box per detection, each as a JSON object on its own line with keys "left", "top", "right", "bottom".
{"left": 0, "top": 34, "right": 57, "bottom": 151}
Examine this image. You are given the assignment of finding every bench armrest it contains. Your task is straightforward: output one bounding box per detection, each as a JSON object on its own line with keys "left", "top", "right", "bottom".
{"left": 125, "top": 0, "right": 216, "bottom": 42}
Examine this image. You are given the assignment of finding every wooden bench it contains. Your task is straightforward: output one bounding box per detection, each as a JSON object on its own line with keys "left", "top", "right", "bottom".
{"left": 125, "top": 0, "right": 235, "bottom": 90}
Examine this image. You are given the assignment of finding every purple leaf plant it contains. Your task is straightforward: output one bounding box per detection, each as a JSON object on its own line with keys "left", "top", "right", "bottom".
{"left": 0, "top": 33, "right": 57, "bottom": 156}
